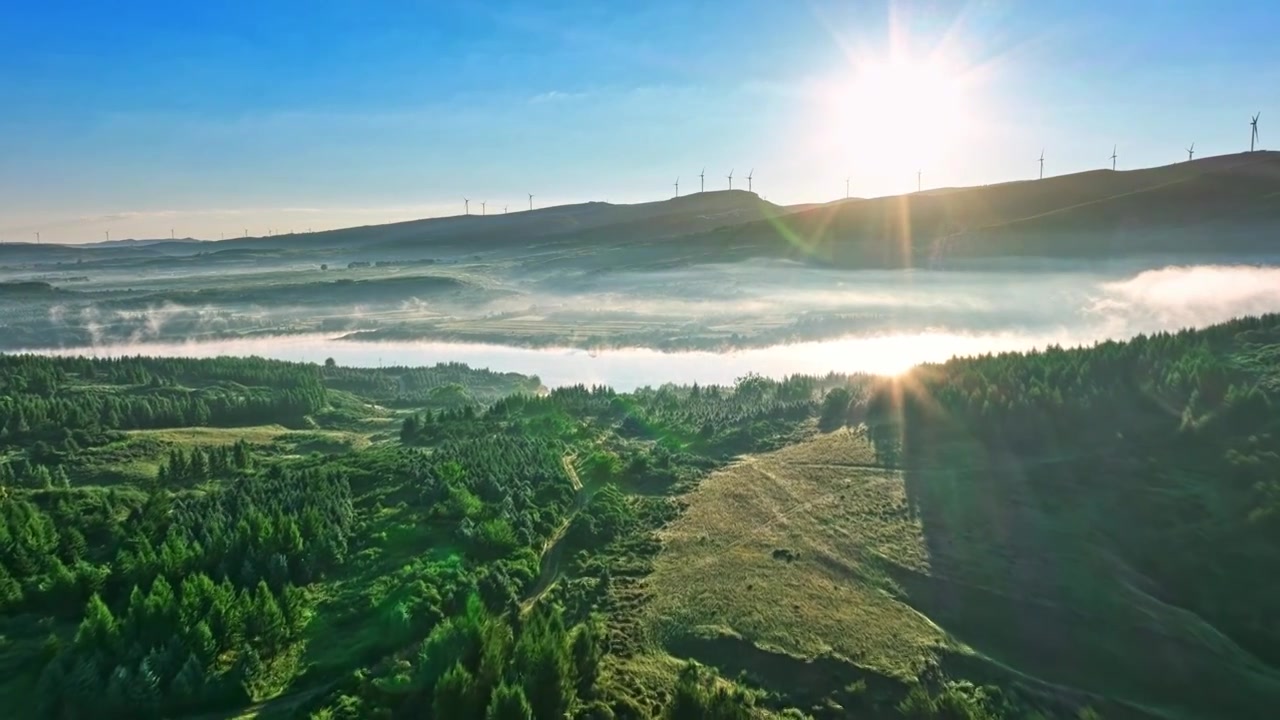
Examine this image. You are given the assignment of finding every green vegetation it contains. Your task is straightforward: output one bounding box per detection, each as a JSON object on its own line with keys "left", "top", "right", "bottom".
{"left": 3, "top": 313, "right": 1280, "bottom": 718}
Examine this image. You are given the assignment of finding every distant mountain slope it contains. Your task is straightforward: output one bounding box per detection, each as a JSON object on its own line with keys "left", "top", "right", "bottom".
{"left": 0, "top": 191, "right": 787, "bottom": 267}
{"left": 8, "top": 153, "right": 1279, "bottom": 270}
{"left": 679, "top": 151, "right": 1280, "bottom": 267}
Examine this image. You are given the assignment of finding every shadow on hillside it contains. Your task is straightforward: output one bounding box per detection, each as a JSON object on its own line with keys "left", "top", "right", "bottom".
{"left": 874, "top": 425, "right": 1280, "bottom": 720}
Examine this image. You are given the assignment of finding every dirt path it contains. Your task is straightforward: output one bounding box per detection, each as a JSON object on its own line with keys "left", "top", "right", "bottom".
{"left": 520, "top": 454, "right": 586, "bottom": 613}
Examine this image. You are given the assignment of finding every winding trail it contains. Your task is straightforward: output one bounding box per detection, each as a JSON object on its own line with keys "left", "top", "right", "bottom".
{"left": 520, "top": 454, "right": 586, "bottom": 614}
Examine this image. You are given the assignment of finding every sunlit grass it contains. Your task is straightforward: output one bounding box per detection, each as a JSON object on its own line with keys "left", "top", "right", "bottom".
{"left": 643, "top": 429, "right": 948, "bottom": 681}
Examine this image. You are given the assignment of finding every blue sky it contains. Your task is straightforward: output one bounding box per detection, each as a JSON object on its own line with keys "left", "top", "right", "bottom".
{"left": 2, "top": 0, "right": 1278, "bottom": 243}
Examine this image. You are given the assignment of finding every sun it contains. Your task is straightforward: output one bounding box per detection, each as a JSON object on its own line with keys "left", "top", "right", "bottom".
{"left": 810, "top": 53, "right": 977, "bottom": 193}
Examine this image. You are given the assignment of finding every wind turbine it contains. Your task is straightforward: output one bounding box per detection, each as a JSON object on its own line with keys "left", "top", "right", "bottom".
{"left": 35, "top": 232, "right": 40, "bottom": 244}
{"left": 727, "top": 169, "right": 734, "bottom": 190}
{"left": 674, "top": 177, "right": 679, "bottom": 197}
{"left": 1038, "top": 149, "right": 1045, "bottom": 180}
{"left": 464, "top": 198, "right": 470, "bottom": 215}
{"left": 916, "top": 170, "right": 922, "bottom": 192}
{"left": 1110, "top": 145, "right": 1117, "bottom": 171}
{"left": 481, "top": 201, "right": 486, "bottom": 216}
{"left": 845, "top": 177, "right": 850, "bottom": 199}
{"left": 1251, "top": 112, "right": 1261, "bottom": 152}
{"left": 170, "top": 229, "right": 174, "bottom": 240}
{"left": 528, "top": 193, "right": 534, "bottom": 211}
{"left": 699, "top": 168, "right": 705, "bottom": 193}
{"left": 747, "top": 169, "right": 754, "bottom": 193}
{"left": 1186, "top": 142, "right": 1195, "bottom": 161}
{"left": 504, "top": 205, "right": 508, "bottom": 214}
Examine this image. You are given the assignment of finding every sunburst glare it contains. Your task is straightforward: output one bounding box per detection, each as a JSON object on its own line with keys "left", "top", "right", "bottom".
{"left": 804, "top": 15, "right": 990, "bottom": 196}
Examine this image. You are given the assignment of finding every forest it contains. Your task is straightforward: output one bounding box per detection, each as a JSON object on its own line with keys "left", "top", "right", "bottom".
{"left": 1, "top": 315, "right": 1278, "bottom": 719}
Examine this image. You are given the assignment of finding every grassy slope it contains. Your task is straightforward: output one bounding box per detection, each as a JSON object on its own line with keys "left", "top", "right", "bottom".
{"left": 644, "top": 429, "right": 943, "bottom": 678}
{"left": 639, "top": 428, "right": 1280, "bottom": 719}
{"left": 675, "top": 151, "right": 1280, "bottom": 267}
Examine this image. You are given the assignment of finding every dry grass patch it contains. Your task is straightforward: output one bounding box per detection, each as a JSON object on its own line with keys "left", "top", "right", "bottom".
{"left": 127, "top": 425, "right": 372, "bottom": 453}
{"left": 644, "top": 429, "right": 952, "bottom": 680}
{"left": 125, "top": 425, "right": 296, "bottom": 446}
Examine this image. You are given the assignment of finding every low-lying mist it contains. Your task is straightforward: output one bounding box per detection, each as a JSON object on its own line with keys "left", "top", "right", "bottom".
{"left": 18, "top": 261, "right": 1280, "bottom": 388}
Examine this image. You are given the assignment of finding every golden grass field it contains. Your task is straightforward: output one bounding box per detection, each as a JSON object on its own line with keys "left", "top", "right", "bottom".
{"left": 642, "top": 428, "right": 953, "bottom": 681}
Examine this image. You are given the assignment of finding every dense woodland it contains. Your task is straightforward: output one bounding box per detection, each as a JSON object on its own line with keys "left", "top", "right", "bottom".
{"left": 860, "top": 314, "right": 1280, "bottom": 679}
{"left": 318, "top": 360, "right": 540, "bottom": 408}
{"left": 1, "top": 315, "right": 1278, "bottom": 719}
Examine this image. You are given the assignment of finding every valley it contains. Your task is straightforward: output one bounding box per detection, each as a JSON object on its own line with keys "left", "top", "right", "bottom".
{"left": 2, "top": 154, "right": 1280, "bottom": 720}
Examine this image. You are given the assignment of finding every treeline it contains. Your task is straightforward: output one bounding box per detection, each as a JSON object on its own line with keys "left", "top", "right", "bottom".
{"left": 475, "top": 373, "right": 826, "bottom": 458}
{"left": 320, "top": 361, "right": 539, "bottom": 407}
{"left": 865, "top": 317, "right": 1278, "bottom": 455}
{"left": 0, "top": 354, "right": 327, "bottom": 449}
{"left": 157, "top": 439, "right": 255, "bottom": 484}
{"left": 0, "top": 354, "right": 328, "bottom": 393}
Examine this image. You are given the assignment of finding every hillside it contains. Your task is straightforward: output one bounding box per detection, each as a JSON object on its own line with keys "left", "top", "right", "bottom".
{"left": 7, "top": 154, "right": 1279, "bottom": 273}
{"left": 678, "top": 151, "right": 1280, "bottom": 267}
{"left": 636, "top": 314, "right": 1280, "bottom": 719}
{"left": 0, "top": 191, "right": 788, "bottom": 267}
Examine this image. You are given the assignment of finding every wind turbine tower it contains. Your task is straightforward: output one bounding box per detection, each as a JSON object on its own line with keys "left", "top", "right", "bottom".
{"left": 747, "top": 169, "right": 754, "bottom": 193}
{"left": 699, "top": 168, "right": 705, "bottom": 193}
{"left": 1251, "top": 112, "right": 1261, "bottom": 152}
{"left": 916, "top": 170, "right": 922, "bottom": 193}
{"left": 1110, "top": 145, "right": 1118, "bottom": 171}
{"left": 35, "top": 232, "right": 40, "bottom": 244}
{"left": 674, "top": 177, "right": 679, "bottom": 197}
{"left": 464, "top": 198, "right": 470, "bottom": 216}
{"left": 481, "top": 201, "right": 486, "bottom": 216}
{"left": 528, "top": 193, "right": 534, "bottom": 211}
{"left": 727, "top": 169, "right": 734, "bottom": 191}
{"left": 1187, "top": 142, "right": 1195, "bottom": 161}
{"left": 845, "top": 177, "right": 850, "bottom": 199}
{"left": 1038, "top": 149, "right": 1045, "bottom": 180}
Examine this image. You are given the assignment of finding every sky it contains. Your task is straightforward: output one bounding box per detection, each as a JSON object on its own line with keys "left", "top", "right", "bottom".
{"left": 2, "top": 0, "right": 1279, "bottom": 244}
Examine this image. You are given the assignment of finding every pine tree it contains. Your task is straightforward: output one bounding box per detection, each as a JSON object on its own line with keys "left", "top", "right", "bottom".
{"left": 75, "top": 593, "right": 120, "bottom": 655}
{"left": 401, "top": 413, "right": 420, "bottom": 443}
{"left": 252, "top": 581, "right": 288, "bottom": 654}
{"left": 486, "top": 681, "right": 534, "bottom": 720}
{"left": 433, "top": 662, "right": 479, "bottom": 719}
{"left": 516, "top": 606, "right": 574, "bottom": 720}
{"left": 571, "top": 618, "right": 604, "bottom": 698}
{"left": 170, "top": 653, "right": 206, "bottom": 708}
{"left": 104, "top": 664, "right": 131, "bottom": 716}
{"left": 190, "top": 620, "right": 218, "bottom": 663}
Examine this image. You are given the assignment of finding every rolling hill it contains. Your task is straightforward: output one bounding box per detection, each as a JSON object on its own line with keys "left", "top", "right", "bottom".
{"left": 679, "top": 151, "right": 1280, "bottom": 267}
{"left": 6, "top": 152, "right": 1279, "bottom": 273}
{"left": 0, "top": 191, "right": 788, "bottom": 266}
